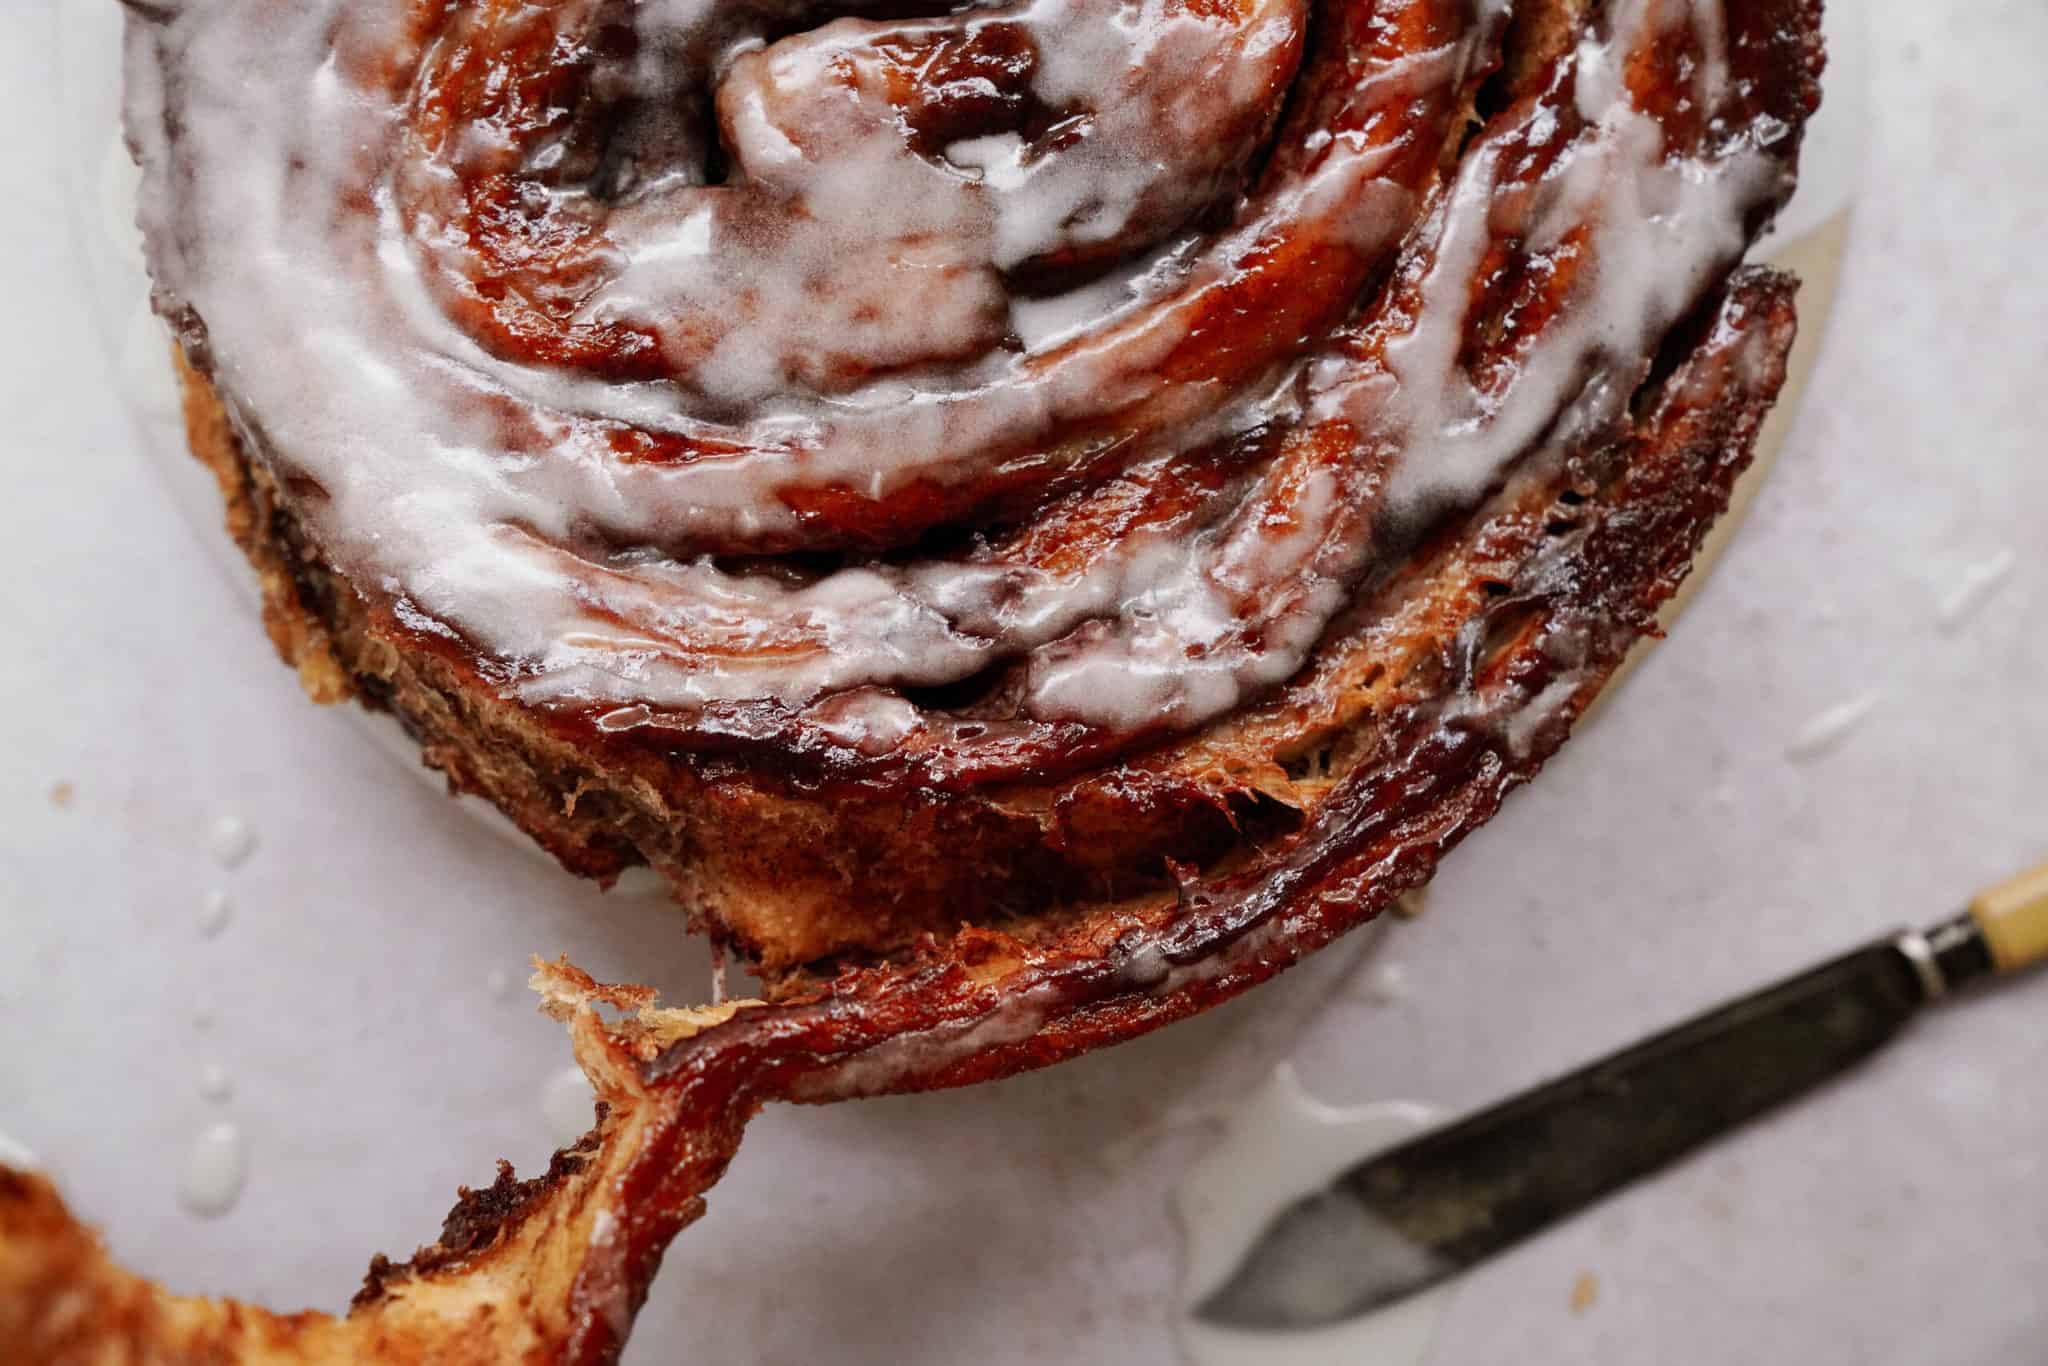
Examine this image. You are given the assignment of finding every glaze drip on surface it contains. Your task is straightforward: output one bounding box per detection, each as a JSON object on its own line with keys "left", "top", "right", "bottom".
{"left": 128, "top": 0, "right": 1795, "bottom": 782}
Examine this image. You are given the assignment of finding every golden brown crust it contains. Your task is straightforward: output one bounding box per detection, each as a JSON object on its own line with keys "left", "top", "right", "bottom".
{"left": 171, "top": 355, "right": 1404, "bottom": 970}
{"left": 149, "top": 0, "right": 1823, "bottom": 982}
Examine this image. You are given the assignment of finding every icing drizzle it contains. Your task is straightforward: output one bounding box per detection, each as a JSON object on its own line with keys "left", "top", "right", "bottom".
{"left": 127, "top": 0, "right": 1798, "bottom": 785}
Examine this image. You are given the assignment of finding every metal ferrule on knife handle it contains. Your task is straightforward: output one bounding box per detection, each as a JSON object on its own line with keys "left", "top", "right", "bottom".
{"left": 1910, "top": 859, "right": 2048, "bottom": 999}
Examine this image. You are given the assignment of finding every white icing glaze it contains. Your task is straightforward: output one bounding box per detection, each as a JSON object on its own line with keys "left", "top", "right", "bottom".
{"left": 177, "top": 1120, "right": 248, "bottom": 1219}
{"left": 206, "top": 814, "right": 256, "bottom": 870}
{"left": 1786, "top": 689, "right": 1881, "bottom": 763}
{"left": 126, "top": 0, "right": 1791, "bottom": 755}
{"left": 196, "top": 1062, "right": 234, "bottom": 1104}
{"left": 795, "top": 978, "right": 1069, "bottom": 1100}
{"left": 1937, "top": 549, "right": 2018, "bottom": 632}
{"left": 197, "top": 889, "right": 232, "bottom": 939}
{"left": 576, "top": 0, "right": 1306, "bottom": 388}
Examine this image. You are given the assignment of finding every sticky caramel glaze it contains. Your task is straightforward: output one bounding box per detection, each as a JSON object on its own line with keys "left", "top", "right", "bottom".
{"left": 129, "top": 0, "right": 1822, "bottom": 976}
{"left": 129, "top": 0, "right": 1812, "bottom": 779}
{"left": 0, "top": 272, "right": 1799, "bottom": 1366}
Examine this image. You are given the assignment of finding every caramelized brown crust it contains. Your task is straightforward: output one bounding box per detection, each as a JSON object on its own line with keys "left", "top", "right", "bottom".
{"left": 3, "top": 269, "right": 1798, "bottom": 1365}
{"left": 129, "top": 0, "right": 1824, "bottom": 980}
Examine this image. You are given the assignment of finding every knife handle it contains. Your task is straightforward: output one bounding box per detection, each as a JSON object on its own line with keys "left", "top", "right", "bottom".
{"left": 1970, "top": 860, "right": 2048, "bottom": 974}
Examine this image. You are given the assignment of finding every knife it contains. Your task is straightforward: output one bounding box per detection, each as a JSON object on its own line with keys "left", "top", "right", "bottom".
{"left": 1194, "top": 859, "right": 2048, "bottom": 1331}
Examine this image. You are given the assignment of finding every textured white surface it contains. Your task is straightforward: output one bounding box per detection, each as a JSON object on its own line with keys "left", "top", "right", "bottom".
{"left": 1, "top": 4, "right": 2044, "bottom": 1363}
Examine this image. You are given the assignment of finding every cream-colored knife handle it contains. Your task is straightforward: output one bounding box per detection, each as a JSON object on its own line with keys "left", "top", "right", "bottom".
{"left": 1970, "top": 862, "right": 2048, "bottom": 974}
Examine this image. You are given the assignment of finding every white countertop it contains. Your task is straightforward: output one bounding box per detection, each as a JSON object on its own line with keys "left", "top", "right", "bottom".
{"left": 2, "top": 3, "right": 2043, "bottom": 1362}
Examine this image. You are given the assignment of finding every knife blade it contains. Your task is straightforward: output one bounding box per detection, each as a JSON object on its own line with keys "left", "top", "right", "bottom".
{"left": 1194, "top": 859, "right": 2048, "bottom": 1332}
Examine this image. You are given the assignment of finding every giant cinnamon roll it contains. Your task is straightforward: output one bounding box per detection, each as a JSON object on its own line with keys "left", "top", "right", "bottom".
{"left": 0, "top": 0, "right": 1820, "bottom": 1359}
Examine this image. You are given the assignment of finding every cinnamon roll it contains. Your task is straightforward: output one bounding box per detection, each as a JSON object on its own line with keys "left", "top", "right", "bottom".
{"left": 0, "top": 0, "right": 1822, "bottom": 1359}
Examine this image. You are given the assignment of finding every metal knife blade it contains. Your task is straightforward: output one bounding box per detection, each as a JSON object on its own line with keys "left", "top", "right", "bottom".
{"left": 1194, "top": 924, "right": 1980, "bottom": 1331}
